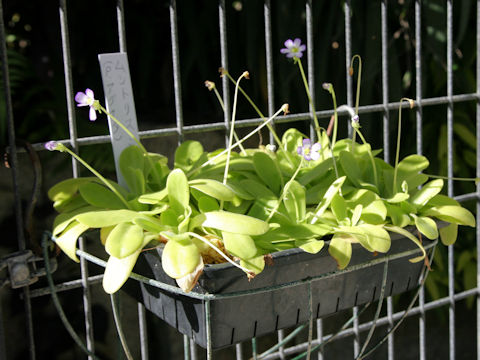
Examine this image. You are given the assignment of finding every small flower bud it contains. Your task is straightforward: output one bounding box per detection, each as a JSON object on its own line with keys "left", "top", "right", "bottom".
{"left": 218, "top": 67, "right": 228, "bottom": 77}
{"left": 242, "top": 71, "right": 250, "bottom": 79}
{"left": 266, "top": 144, "right": 276, "bottom": 152}
{"left": 44, "top": 141, "right": 67, "bottom": 152}
{"left": 349, "top": 67, "right": 354, "bottom": 76}
{"left": 204, "top": 80, "right": 215, "bottom": 91}
{"left": 281, "top": 103, "right": 290, "bottom": 115}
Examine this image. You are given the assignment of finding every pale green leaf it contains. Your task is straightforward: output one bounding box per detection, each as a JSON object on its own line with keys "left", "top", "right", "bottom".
{"left": 103, "top": 248, "right": 143, "bottom": 294}
{"left": 138, "top": 188, "right": 168, "bottom": 204}
{"left": 283, "top": 180, "right": 306, "bottom": 222}
{"left": 167, "top": 168, "right": 189, "bottom": 215}
{"left": 422, "top": 205, "right": 476, "bottom": 227}
{"left": 75, "top": 209, "right": 139, "bottom": 227}
{"left": 79, "top": 182, "right": 126, "bottom": 209}
{"left": 253, "top": 151, "right": 283, "bottom": 194}
{"left": 312, "top": 176, "right": 346, "bottom": 220}
{"left": 161, "top": 235, "right": 201, "bottom": 279}
{"left": 105, "top": 222, "right": 144, "bottom": 258}
{"left": 174, "top": 140, "right": 204, "bottom": 172}
{"left": 331, "top": 193, "right": 348, "bottom": 222}
{"left": 200, "top": 211, "right": 269, "bottom": 235}
{"left": 222, "top": 231, "right": 257, "bottom": 259}
{"left": 410, "top": 179, "right": 444, "bottom": 207}
{"left": 296, "top": 239, "right": 325, "bottom": 254}
{"left": 384, "top": 225, "right": 426, "bottom": 263}
{"left": 240, "top": 255, "right": 265, "bottom": 275}
{"left": 328, "top": 234, "right": 353, "bottom": 269}
{"left": 189, "top": 179, "right": 236, "bottom": 201}
{"left": 55, "top": 221, "right": 89, "bottom": 262}
{"left": 414, "top": 216, "right": 439, "bottom": 240}
{"left": 439, "top": 223, "right": 458, "bottom": 246}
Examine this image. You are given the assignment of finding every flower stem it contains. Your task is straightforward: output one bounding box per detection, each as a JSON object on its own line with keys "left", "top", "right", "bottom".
{"left": 59, "top": 145, "right": 131, "bottom": 209}
{"left": 188, "top": 105, "right": 288, "bottom": 177}
{"left": 223, "top": 72, "right": 248, "bottom": 185}
{"left": 266, "top": 159, "right": 303, "bottom": 222}
{"left": 99, "top": 105, "right": 162, "bottom": 185}
{"left": 223, "top": 71, "right": 284, "bottom": 149}
{"left": 393, "top": 98, "right": 415, "bottom": 192}
{"left": 354, "top": 128, "right": 378, "bottom": 187}
{"left": 296, "top": 59, "right": 322, "bottom": 141}
{"left": 209, "top": 82, "right": 246, "bottom": 155}
{"left": 186, "top": 232, "right": 254, "bottom": 276}
{"left": 350, "top": 55, "right": 362, "bottom": 151}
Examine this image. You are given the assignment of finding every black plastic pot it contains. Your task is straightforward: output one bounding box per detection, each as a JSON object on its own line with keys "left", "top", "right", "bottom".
{"left": 124, "top": 232, "right": 436, "bottom": 350}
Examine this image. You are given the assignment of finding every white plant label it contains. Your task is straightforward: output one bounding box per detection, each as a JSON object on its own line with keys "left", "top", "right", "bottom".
{"left": 98, "top": 52, "right": 139, "bottom": 187}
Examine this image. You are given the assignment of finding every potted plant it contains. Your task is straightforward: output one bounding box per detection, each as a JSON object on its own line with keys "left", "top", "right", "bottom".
{"left": 44, "top": 39, "right": 475, "bottom": 350}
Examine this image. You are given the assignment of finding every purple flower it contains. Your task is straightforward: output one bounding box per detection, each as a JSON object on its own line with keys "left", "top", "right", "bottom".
{"left": 297, "top": 139, "right": 321, "bottom": 161}
{"left": 44, "top": 140, "right": 59, "bottom": 151}
{"left": 280, "top": 38, "right": 306, "bottom": 59}
{"left": 75, "top": 88, "right": 98, "bottom": 121}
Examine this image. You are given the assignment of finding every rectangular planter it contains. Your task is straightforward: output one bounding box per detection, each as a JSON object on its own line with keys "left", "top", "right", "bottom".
{"left": 123, "top": 232, "right": 436, "bottom": 350}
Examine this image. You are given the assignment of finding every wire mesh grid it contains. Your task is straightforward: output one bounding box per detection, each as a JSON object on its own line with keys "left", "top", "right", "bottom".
{"left": 1, "top": 0, "right": 479, "bottom": 359}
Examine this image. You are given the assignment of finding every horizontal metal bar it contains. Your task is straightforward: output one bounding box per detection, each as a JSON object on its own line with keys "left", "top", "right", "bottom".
{"left": 24, "top": 92, "right": 479, "bottom": 152}
{"left": 261, "top": 288, "right": 478, "bottom": 360}
{"left": 28, "top": 275, "right": 103, "bottom": 298}
{"left": 454, "top": 192, "right": 479, "bottom": 203}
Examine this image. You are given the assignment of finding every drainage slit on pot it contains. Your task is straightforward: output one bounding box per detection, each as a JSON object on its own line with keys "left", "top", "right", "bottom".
{"left": 296, "top": 309, "right": 300, "bottom": 324}
{"left": 253, "top": 321, "right": 258, "bottom": 337}
{"left": 335, "top": 297, "right": 340, "bottom": 312}
{"left": 316, "top": 303, "right": 321, "bottom": 318}
{"left": 371, "top": 286, "right": 377, "bottom": 302}
{"left": 275, "top": 315, "right": 279, "bottom": 331}
{"left": 389, "top": 282, "right": 395, "bottom": 296}
{"left": 230, "top": 328, "right": 235, "bottom": 345}
{"left": 406, "top": 277, "right": 411, "bottom": 290}
{"left": 354, "top": 292, "right": 359, "bottom": 306}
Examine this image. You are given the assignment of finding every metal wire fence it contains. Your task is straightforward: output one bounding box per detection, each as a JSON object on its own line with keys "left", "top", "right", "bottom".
{"left": 1, "top": 0, "right": 479, "bottom": 359}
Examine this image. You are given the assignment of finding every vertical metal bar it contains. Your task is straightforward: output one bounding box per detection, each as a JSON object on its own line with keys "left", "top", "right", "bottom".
{"left": 344, "top": 0, "right": 353, "bottom": 138}
{"left": 117, "top": 0, "right": 127, "bottom": 53}
{"left": 276, "top": 330, "right": 286, "bottom": 360}
{"left": 306, "top": 0, "right": 315, "bottom": 140}
{"left": 381, "top": 0, "right": 390, "bottom": 164}
{"left": 137, "top": 303, "right": 148, "bottom": 360}
{"left": 169, "top": 0, "right": 184, "bottom": 144}
{"left": 236, "top": 343, "right": 243, "bottom": 360}
{"left": 446, "top": 1, "right": 456, "bottom": 360}
{"left": 190, "top": 339, "right": 198, "bottom": 360}
{"left": 183, "top": 335, "right": 190, "bottom": 359}
{"left": 382, "top": 3, "right": 395, "bottom": 357}
{"left": 316, "top": 319, "right": 324, "bottom": 360}
{"left": 219, "top": 0, "right": 231, "bottom": 145}
{"left": 59, "top": 2, "right": 95, "bottom": 358}
{"left": 476, "top": 3, "right": 480, "bottom": 360}
{"left": 415, "top": 2, "right": 426, "bottom": 360}
{"left": 0, "top": 7, "right": 35, "bottom": 360}
{"left": 205, "top": 300, "right": 212, "bottom": 360}
{"left": 264, "top": 0, "right": 275, "bottom": 145}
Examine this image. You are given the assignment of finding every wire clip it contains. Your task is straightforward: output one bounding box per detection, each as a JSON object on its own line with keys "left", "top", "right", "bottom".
{"left": 0, "top": 250, "right": 57, "bottom": 289}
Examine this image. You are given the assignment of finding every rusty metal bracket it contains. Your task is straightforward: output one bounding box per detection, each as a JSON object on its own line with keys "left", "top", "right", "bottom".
{"left": 0, "top": 250, "right": 57, "bottom": 289}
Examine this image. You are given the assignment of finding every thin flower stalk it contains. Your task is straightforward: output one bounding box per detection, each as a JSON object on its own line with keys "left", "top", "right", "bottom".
{"left": 188, "top": 104, "right": 288, "bottom": 177}
{"left": 350, "top": 55, "right": 362, "bottom": 150}
{"left": 205, "top": 80, "right": 246, "bottom": 155}
{"left": 266, "top": 159, "right": 304, "bottom": 222}
{"left": 186, "top": 232, "right": 255, "bottom": 276}
{"left": 220, "top": 69, "right": 284, "bottom": 150}
{"left": 296, "top": 59, "right": 321, "bottom": 141}
{"left": 223, "top": 71, "right": 249, "bottom": 188}
{"left": 45, "top": 142, "right": 131, "bottom": 209}
{"left": 393, "top": 98, "right": 415, "bottom": 192}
